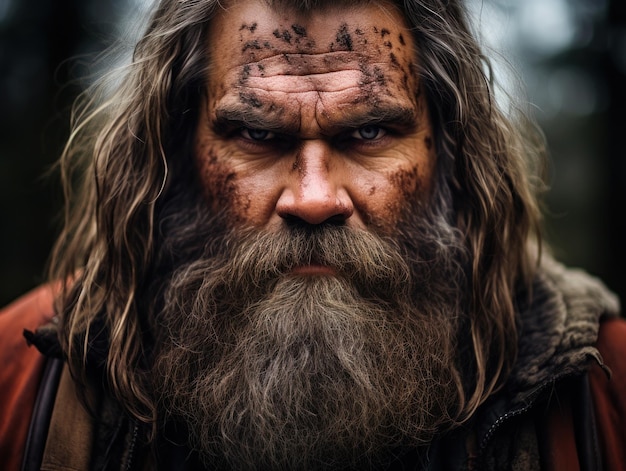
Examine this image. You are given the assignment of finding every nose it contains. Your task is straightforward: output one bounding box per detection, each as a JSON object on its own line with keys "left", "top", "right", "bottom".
{"left": 276, "top": 141, "right": 354, "bottom": 225}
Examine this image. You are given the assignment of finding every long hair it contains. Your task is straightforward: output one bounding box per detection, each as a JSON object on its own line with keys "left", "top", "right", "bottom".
{"left": 50, "top": 0, "right": 545, "bottom": 427}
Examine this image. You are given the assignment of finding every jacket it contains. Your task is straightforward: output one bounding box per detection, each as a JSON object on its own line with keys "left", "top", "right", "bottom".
{"left": 0, "top": 257, "right": 625, "bottom": 470}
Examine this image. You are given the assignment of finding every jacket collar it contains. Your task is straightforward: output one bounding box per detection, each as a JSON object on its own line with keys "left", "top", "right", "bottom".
{"left": 474, "top": 255, "right": 619, "bottom": 453}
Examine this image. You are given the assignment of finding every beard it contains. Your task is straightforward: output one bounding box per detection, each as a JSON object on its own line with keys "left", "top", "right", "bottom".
{"left": 148, "top": 187, "right": 468, "bottom": 469}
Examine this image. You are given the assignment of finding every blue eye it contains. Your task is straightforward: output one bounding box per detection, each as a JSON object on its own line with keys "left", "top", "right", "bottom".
{"left": 352, "top": 125, "right": 385, "bottom": 140}
{"left": 241, "top": 128, "right": 274, "bottom": 141}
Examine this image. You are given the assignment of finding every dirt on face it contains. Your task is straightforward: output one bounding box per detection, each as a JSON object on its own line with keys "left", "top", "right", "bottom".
{"left": 195, "top": 0, "right": 435, "bottom": 228}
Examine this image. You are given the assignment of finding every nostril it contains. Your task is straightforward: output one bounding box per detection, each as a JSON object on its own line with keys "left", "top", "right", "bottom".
{"left": 276, "top": 192, "right": 353, "bottom": 225}
{"left": 325, "top": 214, "right": 347, "bottom": 226}
{"left": 281, "top": 214, "right": 305, "bottom": 227}
{"left": 281, "top": 213, "right": 347, "bottom": 228}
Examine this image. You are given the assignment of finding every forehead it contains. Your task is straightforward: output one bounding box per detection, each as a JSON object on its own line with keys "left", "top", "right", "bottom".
{"left": 206, "top": 0, "right": 416, "bottom": 79}
{"left": 205, "top": 0, "right": 420, "bottom": 129}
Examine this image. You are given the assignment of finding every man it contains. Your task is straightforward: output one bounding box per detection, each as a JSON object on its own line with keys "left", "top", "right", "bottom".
{"left": 1, "top": 0, "right": 624, "bottom": 469}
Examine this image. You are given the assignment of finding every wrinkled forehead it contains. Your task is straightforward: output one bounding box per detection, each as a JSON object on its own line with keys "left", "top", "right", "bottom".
{"left": 263, "top": 0, "right": 371, "bottom": 12}
{"left": 207, "top": 0, "right": 416, "bottom": 65}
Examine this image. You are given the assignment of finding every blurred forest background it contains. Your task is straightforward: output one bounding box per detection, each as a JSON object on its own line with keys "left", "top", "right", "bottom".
{"left": 1, "top": 0, "right": 625, "bottom": 308}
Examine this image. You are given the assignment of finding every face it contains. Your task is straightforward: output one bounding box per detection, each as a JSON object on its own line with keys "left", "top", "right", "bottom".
{"left": 155, "top": 3, "right": 464, "bottom": 466}
{"left": 194, "top": 0, "right": 435, "bottom": 234}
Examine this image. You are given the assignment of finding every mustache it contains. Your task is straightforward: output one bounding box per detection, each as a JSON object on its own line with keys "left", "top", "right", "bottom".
{"left": 166, "top": 222, "right": 414, "bottom": 305}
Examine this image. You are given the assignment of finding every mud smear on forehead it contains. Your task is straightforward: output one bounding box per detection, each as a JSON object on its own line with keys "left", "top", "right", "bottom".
{"left": 273, "top": 28, "right": 293, "bottom": 44}
{"left": 239, "top": 21, "right": 314, "bottom": 53}
{"left": 334, "top": 23, "right": 353, "bottom": 51}
{"left": 242, "top": 39, "right": 264, "bottom": 53}
{"left": 292, "top": 24, "right": 306, "bottom": 37}
{"left": 237, "top": 64, "right": 264, "bottom": 109}
{"left": 239, "top": 22, "right": 258, "bottom": 33}
{"left": 232, "top": 21, "right": 418, "bottom": 116}
{"left": 355, "top": 58, "right": 388, "bottom": 109}
{"left": 273, "top": 24, "right": 311, "bottom": 46}
{"left": 238, "top": 91, "right": 263, "bottom": 108}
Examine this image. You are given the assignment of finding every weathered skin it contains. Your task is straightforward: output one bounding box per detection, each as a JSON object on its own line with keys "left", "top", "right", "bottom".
{"left": 194, "top": 0, "right": 436, "bottom": 233}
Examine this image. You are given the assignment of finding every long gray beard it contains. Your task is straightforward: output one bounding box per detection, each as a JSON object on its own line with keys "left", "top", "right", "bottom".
{"left": 150, "top": 208, "right": 467, "bottom": 469}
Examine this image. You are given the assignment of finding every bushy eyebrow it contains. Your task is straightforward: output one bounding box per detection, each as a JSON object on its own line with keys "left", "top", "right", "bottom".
{"left": 214, "top": 105, "right": 295, "bottom": 133}
{"left": 212, "top": 103, "right": 419, "bottom": 134}
{"left": 337, "top": 106, "right": 418, "bottom": 131}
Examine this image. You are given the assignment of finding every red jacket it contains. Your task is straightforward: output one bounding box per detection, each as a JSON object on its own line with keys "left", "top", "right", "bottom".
{"left": 0, "top": 285, "right": 55, "bottom": 470}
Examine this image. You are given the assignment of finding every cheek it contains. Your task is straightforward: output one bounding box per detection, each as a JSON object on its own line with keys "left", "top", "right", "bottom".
{"left": 358, "top": 163, "right": 432, "bottom": 231}
{"left": 194, "top": 140, "right": 245, "bottom": 219}
{"left": 195, "top": 139, "right": 282, "bottom": 226}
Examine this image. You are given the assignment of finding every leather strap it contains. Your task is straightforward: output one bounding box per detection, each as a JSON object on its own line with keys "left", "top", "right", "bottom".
{"left": 573, "top": 374, "right": 603, "bottom": 471}
{"left": 21, "top": 357, "right": 64, "bottom": 471}
{"left": 40, "top": 365, "right": 96, "bottom": 470}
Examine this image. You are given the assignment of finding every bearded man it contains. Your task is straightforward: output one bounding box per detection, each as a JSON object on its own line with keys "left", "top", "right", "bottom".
{"left": 1, "top": 0, "right": 624, "bottom": 469}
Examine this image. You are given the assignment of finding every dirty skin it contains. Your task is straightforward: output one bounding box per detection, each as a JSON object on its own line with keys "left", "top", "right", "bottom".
{"left": 230, "top": 23, "right": 419, "bottom": 135}
{"left": 291, "top": 24, "right": 307, "bottom": 37}
{"left": 334, "top": 23, "right": 353, "bottom": 51}
{"left": 232, "top": 21, "right": 420, "bottom": 144}
{"left": 238, "top": 91, "right": 263, "bottom": 108}
{"left": 388, "top": 165, "right": 421, "bottom": 202}
{"left": 240, "top": 22, "right": 311, "bottom": 48}
{"left": 199, "top": 5, "right": 436, "bottom": 236}
{"left": 197, "top": 147, "right": 240, "bottom": 214}
{"left": 273, "top": 28, "right": 293, "bottom": 44}
{"left": 292, "top": 152, "right": 303, "bottom": 174}
{"left": 239, "top": 22, "right": 258, "bottom": 33}
{"left": 236, "top": 20, "right": 418, "bottom": 103}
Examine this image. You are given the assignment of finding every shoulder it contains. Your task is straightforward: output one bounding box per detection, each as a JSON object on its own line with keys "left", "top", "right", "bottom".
{"left": 0, "top": 285, "right": 57, "bottom": 470}
{"left": 592, "top": 316, "right": 626, "bottom": 393}
{"left": 0, "top": 284, "right": 57, "bottom": 329}
{"left": 0, "top": 284, "right": 58, "bottom": 359}
{"left": 590, "top": 316, "right": 626, "bottom": 471}
{"left": 595, "top": 316, "right": 626, "bottom": 364}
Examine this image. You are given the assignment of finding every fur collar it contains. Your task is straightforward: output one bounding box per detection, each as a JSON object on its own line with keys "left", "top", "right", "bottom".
{"left": 472, "top": 254, "right": 620, "bottom": 455}
{"left": 510, "top": 255, "right": 619, "bottom": 397}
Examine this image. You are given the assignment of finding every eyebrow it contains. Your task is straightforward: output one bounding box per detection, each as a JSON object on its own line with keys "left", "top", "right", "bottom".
{"left": 214, "top": 105, "right": 294, "bottom": 133}
{"left": 213, "top": 103, "right": 419, "bottom": 134}
{"left": 337, "top": 105, "right": 418, "bottom": 131}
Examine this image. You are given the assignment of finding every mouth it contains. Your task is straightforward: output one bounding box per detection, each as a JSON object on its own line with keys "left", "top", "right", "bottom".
{"left": 290, "top": 263, "right": 337, "bottom": 276}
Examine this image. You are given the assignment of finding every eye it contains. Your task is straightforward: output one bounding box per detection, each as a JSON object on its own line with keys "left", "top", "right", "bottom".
{"left": 240, "top": 128, "right": 275, "bottom": 141}
{"left": 351, "top": 125, "right": 386, "bottom": 141}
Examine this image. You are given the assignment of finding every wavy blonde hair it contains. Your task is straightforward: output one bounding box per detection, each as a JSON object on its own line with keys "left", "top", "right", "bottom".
{"left": 50, "top": 0, "right": 544, "bottom": 426}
